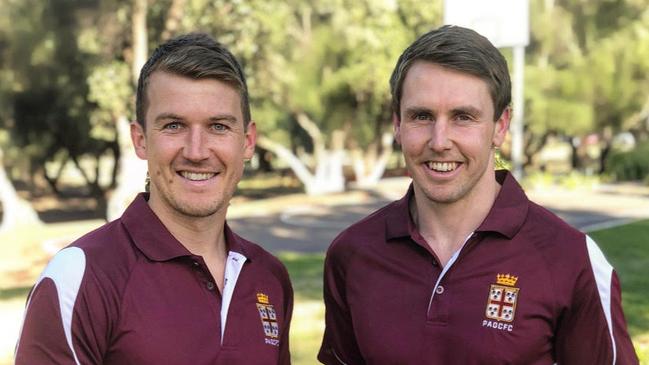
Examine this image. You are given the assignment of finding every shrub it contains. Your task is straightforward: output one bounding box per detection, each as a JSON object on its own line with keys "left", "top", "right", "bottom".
{"left": 605, "top": 141, "right": 649, "bottom": 182}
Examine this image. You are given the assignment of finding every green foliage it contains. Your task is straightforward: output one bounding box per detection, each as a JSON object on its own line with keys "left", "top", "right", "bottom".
{"left": 524, "top": 0, "right": 649, "bottom": 164}
{"left": 605, "top": 141, "right": 649, "bottom": 181}
{"left": 175, "top": 0, "right": 442, "bottom": 150}
{"left": 87, "top": 62, "right": 131, "bottom": 140}
{"left": 2, "top": 0, "right": 649, "bottom": 190}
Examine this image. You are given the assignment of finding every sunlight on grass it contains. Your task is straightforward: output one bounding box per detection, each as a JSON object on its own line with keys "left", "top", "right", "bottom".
{"left": 278, "top": 251, "right": 326, "bottom": 364}
{"left": 0, "top": 220, "right": 104, "bottom": 289}
{"left": 290, "top": 300, "right": 325, "bottom": 365}
{"left": 0, "top": 297, "right": 24, "bottom": 365}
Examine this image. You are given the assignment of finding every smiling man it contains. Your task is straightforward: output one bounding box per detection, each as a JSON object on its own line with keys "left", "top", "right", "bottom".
{"left": 318, "top": 25, "right": 638, "bottom": 364}
{"left": 16, "top": 33, "right": 293, "bottom": 364}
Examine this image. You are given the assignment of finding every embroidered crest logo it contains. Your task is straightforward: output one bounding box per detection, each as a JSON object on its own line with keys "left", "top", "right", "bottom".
{"left": 485, "top": 274, "right": 519, "bottom": 322}
{"left": 256, "top": 292, "right": 280, "bottom": 346}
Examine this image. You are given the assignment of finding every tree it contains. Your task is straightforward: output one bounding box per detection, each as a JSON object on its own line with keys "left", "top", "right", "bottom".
{"left": 183, "top": 0, "right": 441, "bottom": 194}
{"left": 519, "top": 0, "right": 649, "bottom": 171}
{"left": 0, "top": 0, "right": 42, "bottom": 231}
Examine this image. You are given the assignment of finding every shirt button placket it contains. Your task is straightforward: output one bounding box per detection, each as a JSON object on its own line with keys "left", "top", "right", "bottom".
{"left": 206, "top": 281, "right": 215, "bottom": 291}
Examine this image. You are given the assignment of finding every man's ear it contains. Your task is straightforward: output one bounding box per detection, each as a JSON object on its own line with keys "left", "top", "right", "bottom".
{"left": 492, "top": 107, "right": 511, "bottom": 148}
{"left": 131, "top": 122, "right": 147, "bottom": 160}
{"left": 392, "top": 112, "right": 402, "bottom": 145}
{"left": 243, "top": 121, "right": 257, "bottom": 160}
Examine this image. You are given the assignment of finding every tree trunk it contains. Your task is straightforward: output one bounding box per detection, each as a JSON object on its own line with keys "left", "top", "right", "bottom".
{"left": 106, "top": 116, "right": 147, "bottom": 221}
{"left": 257, "top": 135, "right": 346, "bottom": 196}
{"left": 352, "top": 132, "right": 393, "bottom": 188}
{"left": 0, "top": 147, "right": 42, "bottom": 232}
{"left": 161, "top": 0, "right": 186, "bottom": 41}
{"left": 131, "top": 0, "right": 148, "bottom": 83}
{"left": 106, "top": 0, "right": 148, "bottom": 220}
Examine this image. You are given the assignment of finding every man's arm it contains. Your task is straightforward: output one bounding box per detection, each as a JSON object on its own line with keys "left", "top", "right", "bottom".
{"left": 318, "top": 248, "right": 364, "bottom": 365}
{"left": 15, "top": 247, "right": 109, "bottom": 365}
{"left": 554, "top": 237, "right": 638, "bottom": 365}
{"left": 278, "top": 266, "right": 294, "bottom": 365}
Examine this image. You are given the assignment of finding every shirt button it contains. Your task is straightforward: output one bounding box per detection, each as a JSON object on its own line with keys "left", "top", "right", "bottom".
{"left": 206, "top": 281, "right": 215, "bottom": 291}
{"left": 435, "top": 285, "right": 445, "bottom": 294}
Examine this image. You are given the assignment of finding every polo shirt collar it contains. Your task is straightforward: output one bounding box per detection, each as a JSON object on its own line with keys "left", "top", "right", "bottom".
{"left": 384, "top": 170, "right": 528, "bottom": 241}
{"left": 385, "top": 184, "right": 415, "bottom": 240}
{"left": 121, "top": 193, "right": 251, "bottom": 261}
{"left": 475, "top": 170, "right": 528, "bottom": 239}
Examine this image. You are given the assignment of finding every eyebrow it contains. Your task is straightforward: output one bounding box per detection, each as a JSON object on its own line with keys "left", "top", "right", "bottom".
{"left": 403, "top": 106, "right": 434, "bottom": 117}
{"left": 154, "top": 113, "right": 238, "bottom": 124}
{"left": 450, "top": 105, "right": 482, "bottom": 117}
{"left": 154, "top": 113, "right": 183, "bottom": 124}
{"left": 208, "top": 115, "right": 238, "bottom": 124}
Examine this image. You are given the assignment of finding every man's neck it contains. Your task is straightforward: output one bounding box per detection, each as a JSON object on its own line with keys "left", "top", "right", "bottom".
{"left": 163, "top": 209, "right": 228, "bottom": 257}
{"left": 150, "top": 201, "right": 230, "bottom": 292}
{"left": 411, "top": 176, "right": 501, "bottom": 267}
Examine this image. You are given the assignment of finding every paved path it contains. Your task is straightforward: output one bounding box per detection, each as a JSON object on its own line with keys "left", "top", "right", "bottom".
{"left": 228, "top": 177, "right": 649, "bottom": 253}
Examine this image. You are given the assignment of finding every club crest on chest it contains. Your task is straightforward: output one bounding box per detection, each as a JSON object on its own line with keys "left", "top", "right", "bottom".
{"left": 256, "top": 292, "right": 280, "bottom": 346}
{"left": 485, "top": 274, "right": 519, "bottom": 323}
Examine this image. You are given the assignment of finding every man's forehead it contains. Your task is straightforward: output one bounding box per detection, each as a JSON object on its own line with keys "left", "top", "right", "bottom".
{"left": 401, "top": 62, "right": 494, "bottom": 110}
{"left": 145, "top": 71, "right": 243, "bottom": 108}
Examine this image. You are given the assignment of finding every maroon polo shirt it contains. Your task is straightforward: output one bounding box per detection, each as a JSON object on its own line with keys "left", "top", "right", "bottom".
{"left": 16, "top": 193, "right": 293, "bottom": 364}
{"left": 319, "top": 170, "right": 638, "bottom": 365}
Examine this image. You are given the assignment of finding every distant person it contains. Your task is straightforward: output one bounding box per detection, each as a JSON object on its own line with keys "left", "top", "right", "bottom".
{"left": 16, "top": 33, "right": 293, "bottom": 364}
{"left": 318, "top": 25, "right": 638, "bottom": 364}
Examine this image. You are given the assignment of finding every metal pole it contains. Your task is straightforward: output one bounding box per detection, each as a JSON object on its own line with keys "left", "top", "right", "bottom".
{"left": 511, "top": 45, "right": 525, "bottom": 180}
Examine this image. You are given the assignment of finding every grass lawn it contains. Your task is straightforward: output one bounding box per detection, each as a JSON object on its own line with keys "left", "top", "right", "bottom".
{"left": 281, "top": 219, "right": 649, "bottom": 364}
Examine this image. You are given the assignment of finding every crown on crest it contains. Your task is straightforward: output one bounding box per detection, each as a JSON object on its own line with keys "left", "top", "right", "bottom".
{"left": 257, "top": 293, "right": 269, "bottom": 304}
{"left": 496, "top": 274, "right": 518, "bottom": 286}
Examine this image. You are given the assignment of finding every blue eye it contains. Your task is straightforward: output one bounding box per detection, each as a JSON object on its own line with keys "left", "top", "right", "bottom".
{"left": 211, "top": 123, "right": 228, "bottom": 132}
{"left": 455, "top": 114, "right": 473, "bottom": 122}
{"left": 163, "top": 122, "right": 182, "bottom": 130}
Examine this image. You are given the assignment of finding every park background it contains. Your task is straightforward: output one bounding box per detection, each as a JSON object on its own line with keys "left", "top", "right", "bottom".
{"left": 1, "top": 0, "right": 649, "bottom": 363}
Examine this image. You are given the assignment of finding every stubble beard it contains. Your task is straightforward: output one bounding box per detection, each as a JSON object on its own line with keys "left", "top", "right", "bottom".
{"left": 168, "top": 194, "right": 227, "bottom": 218}
{"left": 418, "top": 178, "right": 472, "bottom": 205}
{"left": 153, "top": 180, "right": 234, "bottom": 219}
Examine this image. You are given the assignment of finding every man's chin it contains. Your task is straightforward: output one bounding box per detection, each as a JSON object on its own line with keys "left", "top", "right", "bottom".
{"left": 177, "top": 205, "right": 223, "bottom": 218}
{"left": 168, "top": 199, "right": 226, "bottom": 218}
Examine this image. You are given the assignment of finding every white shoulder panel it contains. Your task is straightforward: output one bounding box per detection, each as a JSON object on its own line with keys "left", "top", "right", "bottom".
{"left": 17, "top": 247, "right": 86, "bottom": 365}
{"left": 585, "top": 235, "right": 616, "bottom": 365}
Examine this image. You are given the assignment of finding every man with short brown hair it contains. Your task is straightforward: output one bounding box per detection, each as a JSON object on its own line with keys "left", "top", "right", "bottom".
{"left": 16, "top": 33, "right": 293, "bottom": 364}
{"left": 319, "top": 25, "right": 637, "bottom": 364}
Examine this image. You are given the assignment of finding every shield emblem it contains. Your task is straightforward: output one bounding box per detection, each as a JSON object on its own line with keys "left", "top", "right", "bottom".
{"left": 485, "top": 284, "right": 519, "bottom": 322}
{"left": 256, "top": 292, "right": 280, "bottom": 341}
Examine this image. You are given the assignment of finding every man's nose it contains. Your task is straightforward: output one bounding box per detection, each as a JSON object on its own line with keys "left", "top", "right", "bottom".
{"left": 427, "top": 120, "right": 453, "bottom": 152}
{"left": 183, "top": 128, "right": 209, "bottom": 161}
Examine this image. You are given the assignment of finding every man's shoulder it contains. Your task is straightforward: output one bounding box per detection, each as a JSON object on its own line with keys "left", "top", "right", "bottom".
{"left": 59, "top": 218, "right": 139, "bottom": 284}
{"left": 525, "top": 200, "right": 584, "bottom": 241}
{"left": 521, "top": 200, "right": 592, "bottom": 267}
{"left": 70, "top": 218, "right": 134, "bottom": 254}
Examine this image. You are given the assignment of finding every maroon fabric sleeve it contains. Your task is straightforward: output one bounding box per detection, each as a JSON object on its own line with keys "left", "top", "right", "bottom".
{"left": 278, "top": 265, "right": 294, "bottom": 365}
{"left": 15, "top": 280, "right": 79, "bottom": 364}
{"left": 15, "top": 276, "right": 109, "bottom": 365}
{"left": 318, "top": 246, "right": 365, "bottom": 364}
{"left": 554, "top": 269, "right": 638, "bottom": 364}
